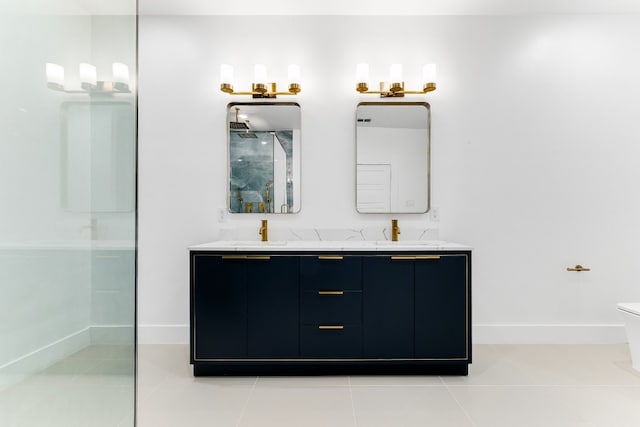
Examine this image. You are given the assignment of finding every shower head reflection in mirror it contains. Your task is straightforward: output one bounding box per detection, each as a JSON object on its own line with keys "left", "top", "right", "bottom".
{"left": 228, "top": 102, "right": 301, "bottom": 214}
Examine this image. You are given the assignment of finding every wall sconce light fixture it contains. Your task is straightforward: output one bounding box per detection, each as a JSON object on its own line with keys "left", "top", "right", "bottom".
{"left": 220, "top": 64, "right": 301, "bottom": 98}
{"left": 356, "top": 63, "right": 436, "bottom": 97}
{"left": 46, "top": 62, "right": 131, "bottom": 94}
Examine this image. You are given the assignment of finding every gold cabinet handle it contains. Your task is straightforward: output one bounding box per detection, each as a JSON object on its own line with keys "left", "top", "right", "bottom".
{"left": 415, "top": 255, "right": 441, "bottom": 260}
{"left": 318, "top": 325, "right": 344, "bottom": 330}
{"left": 318, "top": 256, "right": 343, "bottom": 260}
{"left": 318, "top": 291, "right": 344, "bottom": 295}
{"left": 222, "top": 255, "right": 271, "bottom": 260}
{"left": 567, "top": 264, "right": 590, "bottom": 272}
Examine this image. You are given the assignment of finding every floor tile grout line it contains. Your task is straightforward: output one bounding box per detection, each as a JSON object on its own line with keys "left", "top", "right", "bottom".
{"left": 234, "top": 376, "right": 258, "bottom": 427}
{"left": 443, "top": 380, "right": 478, "bottom": 427}
{"left": 348, "top": 376, "right": 359, "bottom": 427}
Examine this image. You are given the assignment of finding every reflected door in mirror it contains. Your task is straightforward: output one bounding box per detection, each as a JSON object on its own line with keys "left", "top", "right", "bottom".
{"left": 356, "top": 102, "right": 430, "bottom": 214}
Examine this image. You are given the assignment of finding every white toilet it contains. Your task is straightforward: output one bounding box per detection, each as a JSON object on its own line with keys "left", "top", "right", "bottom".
{"left": 618, "top": 303, "right": 640, "bottom": 372}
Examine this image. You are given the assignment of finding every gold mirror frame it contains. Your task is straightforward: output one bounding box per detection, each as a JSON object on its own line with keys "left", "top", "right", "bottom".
{"left": 355, "top": 102, "right": 431, "bottom": 214}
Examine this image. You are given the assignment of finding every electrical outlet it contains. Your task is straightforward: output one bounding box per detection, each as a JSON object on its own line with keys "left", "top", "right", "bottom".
{"left": 217, "top": 208, "right": 227, "bottom": 223}
{"left": 430, "top": 207, "right": 440, "bottom": 222}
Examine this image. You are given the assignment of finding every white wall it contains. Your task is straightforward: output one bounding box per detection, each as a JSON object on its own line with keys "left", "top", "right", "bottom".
{"left": 138, "top": 14, "right": 640, "bottom": 344}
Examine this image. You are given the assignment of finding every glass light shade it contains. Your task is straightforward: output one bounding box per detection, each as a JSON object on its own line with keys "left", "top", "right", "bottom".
{"left": 46, "top": 63, "right": 65, "bottom": 86}
{"left": 422, "top": 63, "right": 437, "bottom": 84}
{"left": 254, "top": 64, "right": 268, "bottom": 85}
{"left": 220, "top": 64, "right": 234, "bottom": 85}
{"left": 389, "top": 64, "right": 403, "bottom": 84}
{"left": 287, "top": 64, "right": 301, "bottom": 84}
{"left": 79, "top": 63, "right": 97, "bottom": 86}
{"left": 356, "top": 63, "right": 369, "bottom": 83}
{"left": 112, "top": 63, "right": 130, "bottom": 85}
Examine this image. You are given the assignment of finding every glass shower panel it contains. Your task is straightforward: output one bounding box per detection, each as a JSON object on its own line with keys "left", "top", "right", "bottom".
{"left": 0, "top": 4, "right": 136, "bottom": 427}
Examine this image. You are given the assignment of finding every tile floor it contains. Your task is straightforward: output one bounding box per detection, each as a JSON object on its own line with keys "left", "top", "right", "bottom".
{"left": 0, "top": 345, "right": 135, "bottom": 427}
{"left": 137, "top": 344, "right": 640, "bottom": 427}
{"left": 2, "top": 344, "right": 639, "bottom": 426}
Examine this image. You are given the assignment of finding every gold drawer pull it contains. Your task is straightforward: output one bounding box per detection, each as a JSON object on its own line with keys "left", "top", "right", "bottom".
{"left": 567, "top": 264, "right": 590, "bottom": 272}
{"left": 222, "top": 255, "right": 271, "bottom": 260}
{"left": 318, "top": 325, "right": 344, "bottom": 330}
{"left": 415, "top": 255, "right": 441, "bottom": 260}
{"left": 318, "top": 291, "right": 344, "bottom": 295}
{"left": 318, "top": 256, "right": 343, "bottom": 260}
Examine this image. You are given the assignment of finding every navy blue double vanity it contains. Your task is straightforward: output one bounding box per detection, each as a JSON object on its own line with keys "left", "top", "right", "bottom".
{"left": 189, "top": 241, "right": 471, "bottom": 375}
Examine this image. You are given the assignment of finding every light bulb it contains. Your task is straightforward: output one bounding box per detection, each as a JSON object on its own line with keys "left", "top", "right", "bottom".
{"left": 79, "top": 63, "right": 97, "bottom": 88}
{"left": 422, "top": 64, "right": 437, "bottom": 84}
{"left": 46, "top": 63, "right": 65, "bottom": 89}
{"left": 356, "top": 63, "right": 369, "bottom": 83}
{"left": 220, "top": 64, "right": 234, "bottom": 85}
{"left": 112, "top": 63, "right": 130, "bottom": 90}
{"left": 389, "top": 64, "right": 403, "bottom": 84}
{"left": 288, "top": 64, "right": 301, "bottom": 84}
{"left": 254, "top": 64, "right": 267, "bottom": 85}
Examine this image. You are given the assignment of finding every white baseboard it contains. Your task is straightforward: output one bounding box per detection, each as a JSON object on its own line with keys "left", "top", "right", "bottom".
{"left": 0, "top": 328, "right": 90, "bottom": 391}
{"left": 137, "top": 324, "right": 189, "bottom": 344}
{"left": 473, "top": 323, "right": 628, "bottom": 344}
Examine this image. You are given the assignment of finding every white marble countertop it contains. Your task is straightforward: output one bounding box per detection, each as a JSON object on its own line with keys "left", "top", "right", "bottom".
{"left": 189, "top": 240, "right": 472, "bottom": 252}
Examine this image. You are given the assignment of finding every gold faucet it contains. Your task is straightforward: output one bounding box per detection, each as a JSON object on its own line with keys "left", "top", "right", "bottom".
{"left": 391, "top": 218, "right": 400, "bottom": 242}
{"left": 259, "top": 219, "right": 268, "bottom": 242}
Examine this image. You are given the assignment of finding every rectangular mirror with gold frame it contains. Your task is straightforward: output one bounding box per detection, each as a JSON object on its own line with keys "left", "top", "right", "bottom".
{"left": 356, "top": 102, "right": 430, "bottom": 213}
{"left": 228, "top": 102, "right": 301, "bottom": 214}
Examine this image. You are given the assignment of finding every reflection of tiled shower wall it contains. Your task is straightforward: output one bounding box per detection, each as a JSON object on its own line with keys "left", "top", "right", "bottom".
{"left": 229, "top": 131, "right": 293, "bottom": 213}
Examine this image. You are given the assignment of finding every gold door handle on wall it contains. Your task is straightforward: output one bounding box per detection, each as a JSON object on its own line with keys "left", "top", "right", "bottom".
{"left": 318, "top": 256, "right": 343, "bottom": 260}
{"left": 318, "top": 291, "right": 344, "bottom": 295}
{"left": 567, "top": 264, "right": 591, "bottom": 272}
{"left": 318, "top": 325, "right": 344, "bottom": 330}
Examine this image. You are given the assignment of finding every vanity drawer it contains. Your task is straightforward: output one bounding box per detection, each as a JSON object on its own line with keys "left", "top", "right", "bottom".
{"left": 300, "top": 290, "right": 362, "bottom": 324}
{"left": 300, "top": 256, "right": 362, "bottom": 291}
{"left": 300, "top": 324, "right": 362, "bottom": 358}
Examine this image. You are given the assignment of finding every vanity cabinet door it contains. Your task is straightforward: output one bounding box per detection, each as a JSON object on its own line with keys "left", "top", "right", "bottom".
{"left": 247, "top": 256, "right": 299, "bottom": 358}
{"left": 362, "top": 256, "right": 415, "bottom": 358}
{"left": 192, "top": 255, "right": 247, "bottom": 359}
{"left": 192, "top": 255, "right": 300, "bottom": 360}
{"left": 414, "top": 255, "right": 468, "bottom": 359}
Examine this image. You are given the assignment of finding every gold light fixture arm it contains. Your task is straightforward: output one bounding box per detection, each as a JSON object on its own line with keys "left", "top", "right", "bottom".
{"left": 356, "top": 81, "right": 437, "bottom": 98}
{"left": 220, "top": 82, "right": 300, "bottom": 98}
